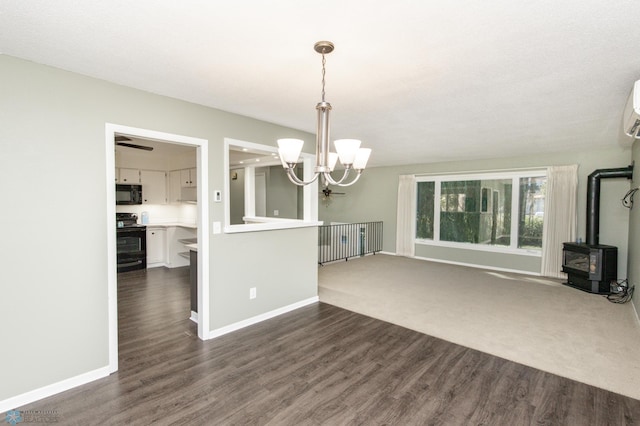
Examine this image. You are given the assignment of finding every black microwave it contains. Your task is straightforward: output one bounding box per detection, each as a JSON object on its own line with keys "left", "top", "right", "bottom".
{"left": 116, "top": 184, "right": 143, "bottom": 205}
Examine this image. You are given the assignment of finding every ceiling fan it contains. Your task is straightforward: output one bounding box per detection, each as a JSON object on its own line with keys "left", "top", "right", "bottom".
{"left": 321, "top": 187, "right": 345, "bottom": 201}
{"left": 115, "top": 135, "right": 154, "bottom": 151}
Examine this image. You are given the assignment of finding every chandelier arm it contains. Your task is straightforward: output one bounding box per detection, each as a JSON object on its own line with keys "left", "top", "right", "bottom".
{"left": 322, "top": 168, "right": 349, "bottom": 186}
{"left": 332, "top": 170, "right": 363, "bottom": 187}
{"left": 285, "top": 167, "right": 319, "bottom": 186}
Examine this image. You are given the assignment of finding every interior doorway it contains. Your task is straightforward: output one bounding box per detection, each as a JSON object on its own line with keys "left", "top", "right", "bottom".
{"left": 106, "top": 123, "right": 209, "bottom": 374}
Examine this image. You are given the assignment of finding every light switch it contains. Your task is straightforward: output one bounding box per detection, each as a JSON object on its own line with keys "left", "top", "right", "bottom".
{"left": 213, "top": 222, "right": 221, "bottom": 234}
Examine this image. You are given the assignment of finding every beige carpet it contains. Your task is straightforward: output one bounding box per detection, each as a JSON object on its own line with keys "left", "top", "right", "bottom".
{"left": 318, "top": 254, "right": 640, "bottom": 400}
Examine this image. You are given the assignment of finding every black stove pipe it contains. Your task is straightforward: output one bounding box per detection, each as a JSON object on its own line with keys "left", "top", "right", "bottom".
{"left": 586, "top": 164, "right": 633, "bottom": 245}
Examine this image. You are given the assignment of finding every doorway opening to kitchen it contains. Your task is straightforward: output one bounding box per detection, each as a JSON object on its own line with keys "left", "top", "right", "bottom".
{"left": 106, "top": 123, "right": 209, "bottom": 374}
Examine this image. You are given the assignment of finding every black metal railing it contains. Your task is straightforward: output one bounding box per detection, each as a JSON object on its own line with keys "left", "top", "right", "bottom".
{"left": 318, "top": 221, "right": 383, "bottom": 265}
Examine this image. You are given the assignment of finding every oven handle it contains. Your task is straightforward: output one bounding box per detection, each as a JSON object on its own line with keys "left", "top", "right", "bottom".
{"left": 118, "top": 260, "right": 143, "bottom": 267}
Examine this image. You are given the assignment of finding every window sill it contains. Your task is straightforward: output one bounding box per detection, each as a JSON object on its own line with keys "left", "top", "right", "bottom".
{"left": 224, "top": 217, "right": 322, "bottom": 234}
{"left": 415, "top": 238, "right": 542, "bottom": 257}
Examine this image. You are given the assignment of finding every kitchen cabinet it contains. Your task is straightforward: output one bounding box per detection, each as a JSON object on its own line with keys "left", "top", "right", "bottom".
{"left": 168, "top": 170, "right": 182, "bottom": 204}
{"left": 146, "top": 227, "right": 166, "bottom": 266}
{"left": 119, "top": 168, "right": 140, "bottom": 183}
{"left": 140, "top": 170, "right": 167, "bottom": 204}
{"left": 180, "top": 168, "right": 197, "bottom": 188}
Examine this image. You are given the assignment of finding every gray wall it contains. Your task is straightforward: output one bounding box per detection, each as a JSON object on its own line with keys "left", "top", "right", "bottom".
{"left": 266, "top": 165, "right": 300, "bottom": 219}
{"left": 320, "top": 148, "right": 632, "bottom": 276}
{"left": 0, "top": 55, "right": 317, "bottom": 401}
{"left": 629, "top": 140, "right": 640, "bottom": 317}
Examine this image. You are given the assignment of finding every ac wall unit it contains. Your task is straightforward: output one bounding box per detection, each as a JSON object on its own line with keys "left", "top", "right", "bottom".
{"left": 623, "top": 79, "right": 640, "bottom": 138}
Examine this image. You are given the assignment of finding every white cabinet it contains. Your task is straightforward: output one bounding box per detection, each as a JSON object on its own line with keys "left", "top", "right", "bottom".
{"left": 168, "top": 171, "right": 182, "bottom": 204}
{"left": 180, "top": 168, "right": 197, "bottom": 187}
{"left": 169, "top": 169, "right": 197, "bottom": 203}
{"left": 147, "top": 227, "right": 166, "bottom": 267}
{"left": 140, "top": 170, "right": 167, "bottom": 204}
{"left": 119, "top": 168, "right": 140, "bottom": 184}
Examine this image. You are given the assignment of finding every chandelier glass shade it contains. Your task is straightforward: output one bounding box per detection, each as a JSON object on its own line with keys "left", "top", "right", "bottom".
{"left": 278, "top": 41, "right": 371, "bottom": 187}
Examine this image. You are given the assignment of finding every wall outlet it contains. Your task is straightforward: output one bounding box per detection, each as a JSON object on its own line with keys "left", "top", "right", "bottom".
{"left": 249, "top": 287, "right": 257, "bottom": 299}
{"left": 273, "top": 210, "right": 279, "bottom": 216}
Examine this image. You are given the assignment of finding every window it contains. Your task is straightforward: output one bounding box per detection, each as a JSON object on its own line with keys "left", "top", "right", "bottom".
{"left": 518, "top": 176, "right": 546, "bottom": 249}
{"left": 416, "top": 170, "right": 546, "bottom": 254}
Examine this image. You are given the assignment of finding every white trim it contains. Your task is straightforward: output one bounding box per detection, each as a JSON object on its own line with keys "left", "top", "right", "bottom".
{"left": 0, "top": 366, "right": 110, "bottom": 413}
{"left": 412, "top": 255, "right": 541, "bottom": 276}
{"left": 105, "top": 130, "right": 118, "bottom": 373}
{"left": 223, "top": 138, "right": 318, "bottom": 231}
{"left": 225, "top": 220, "right": 321, "bottom": 233}
{"left": 206, "top": 297, "right": 319, "bottom": 339}
{"left": 414, "top": 167, "right": 548, "bottom": 178}
{"left": 105, "top": 123, "right": 211, "bottom": 372}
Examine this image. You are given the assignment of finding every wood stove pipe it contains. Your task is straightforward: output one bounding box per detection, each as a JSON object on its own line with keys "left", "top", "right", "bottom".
{"left": 586, "top": 164, "right": 633, "bottom": 245}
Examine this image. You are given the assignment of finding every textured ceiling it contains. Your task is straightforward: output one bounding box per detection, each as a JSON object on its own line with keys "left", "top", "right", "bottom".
{"left": 2, "top": 1, "right": 640, "bottom": 167}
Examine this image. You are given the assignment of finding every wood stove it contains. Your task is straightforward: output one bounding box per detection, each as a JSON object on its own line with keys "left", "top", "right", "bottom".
{"left": 562, "top": 242, "right": 617, "bottom": 294}
{"left": 561, "top": 164, "right": 632, "bottom": 294}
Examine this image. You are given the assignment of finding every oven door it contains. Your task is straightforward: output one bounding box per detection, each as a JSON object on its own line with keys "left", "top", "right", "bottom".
{"left": 117, "top": 227, "right": 147, "bottom": 272}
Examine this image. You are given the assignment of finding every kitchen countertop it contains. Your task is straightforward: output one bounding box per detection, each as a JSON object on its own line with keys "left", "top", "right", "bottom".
{"left": 143, "top": 222, "right": 197, "bottom": 229}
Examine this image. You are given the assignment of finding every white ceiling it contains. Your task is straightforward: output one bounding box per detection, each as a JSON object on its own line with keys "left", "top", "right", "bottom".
{"left": 2, "top": 1, "right": 640, "bottom": 167}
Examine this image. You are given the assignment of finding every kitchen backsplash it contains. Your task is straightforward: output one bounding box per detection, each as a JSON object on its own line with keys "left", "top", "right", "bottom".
{"left": 115, "top": 203, "right": 197, "bottom": 225}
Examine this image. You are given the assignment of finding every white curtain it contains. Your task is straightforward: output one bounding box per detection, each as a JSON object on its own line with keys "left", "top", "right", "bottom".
{"left": 396, "top": 174, "right": 416, "bottom": 257}
{"left": 541, "top": 164, "right": 578, "bottom": 278}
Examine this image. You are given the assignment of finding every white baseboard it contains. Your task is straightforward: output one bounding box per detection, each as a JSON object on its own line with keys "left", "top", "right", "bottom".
{"left": 206, "top": 296, "right": 319, "bottom": 340}
{"left": 379, "top": 251, "right": 395, "bottom": 256}
{"left": 190, "top": 311, "right": 198, "bottom": 323}
{"left": 0, "top": 366, "right": 110, "bottom": 413}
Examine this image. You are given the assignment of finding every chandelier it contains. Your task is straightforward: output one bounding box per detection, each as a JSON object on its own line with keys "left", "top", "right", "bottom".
{"left": 278, "top": 41, "right": 371, "bottom": 187}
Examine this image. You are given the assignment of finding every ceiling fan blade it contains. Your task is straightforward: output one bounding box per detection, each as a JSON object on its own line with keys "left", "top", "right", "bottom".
{"left": 116, "top": 142, "right": 154, "bottom": 151}
{"left": 115, "top": 135, "right": 131, "bottom": 142}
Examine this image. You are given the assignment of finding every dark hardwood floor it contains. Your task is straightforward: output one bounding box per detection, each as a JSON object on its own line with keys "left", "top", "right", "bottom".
{"left": 19, "top": 267, "right": 640, "bottom": 425}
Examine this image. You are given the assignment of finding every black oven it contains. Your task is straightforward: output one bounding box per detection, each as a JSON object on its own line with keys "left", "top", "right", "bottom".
{"left": 116, "top": 213, "right": 147, "bottom": 272}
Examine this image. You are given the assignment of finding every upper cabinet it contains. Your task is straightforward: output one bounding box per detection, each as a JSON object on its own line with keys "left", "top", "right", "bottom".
{"left": 119, "top": 168, "right": 141, "bottom": 184}
{"left": 140, "top": 170, "right": 167, "bottom": 204}
{"left": 116, "top": 138, "right": 196, "bottom": 204}
{"left": 168, "top": 170, "right": 182, "bottom": 204}
{"left": 181, "top": 168, "right": 197, "bottom": 188}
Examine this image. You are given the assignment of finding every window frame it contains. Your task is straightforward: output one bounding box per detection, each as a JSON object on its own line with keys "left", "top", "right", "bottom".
{"left": 415, "top": 169, "right": 547, "bottom": 256}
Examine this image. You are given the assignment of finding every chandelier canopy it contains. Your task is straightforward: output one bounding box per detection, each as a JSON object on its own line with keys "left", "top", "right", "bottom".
{"left": 278, "top": 41, "right": 371, "bottom": 187}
